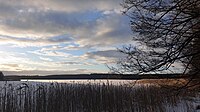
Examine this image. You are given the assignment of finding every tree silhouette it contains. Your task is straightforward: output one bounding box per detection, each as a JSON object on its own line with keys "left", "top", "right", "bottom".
{"left": 113, "top": 0, "right": 200, "bottom": 87}
{"left": 0, "top": 71, "right": 4, "bottom": 81}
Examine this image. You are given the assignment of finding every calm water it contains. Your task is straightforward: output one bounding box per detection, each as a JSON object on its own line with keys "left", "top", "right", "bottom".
{"left": 20, "top": 79, "right": 137, "bottom": 85}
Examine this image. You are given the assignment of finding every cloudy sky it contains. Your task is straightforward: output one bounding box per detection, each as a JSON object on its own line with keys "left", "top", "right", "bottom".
{"left": 0, "top": 0, "right": 133, "bottom": 75}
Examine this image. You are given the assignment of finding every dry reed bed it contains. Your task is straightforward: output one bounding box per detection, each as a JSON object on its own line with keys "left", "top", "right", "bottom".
{"left": 0, "top": 81, "right": 198, "bottom": 112}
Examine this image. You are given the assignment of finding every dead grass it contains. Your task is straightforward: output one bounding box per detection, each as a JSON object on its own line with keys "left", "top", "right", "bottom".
{"left": 0, "top": 81, "right": 198, "bottom": 112}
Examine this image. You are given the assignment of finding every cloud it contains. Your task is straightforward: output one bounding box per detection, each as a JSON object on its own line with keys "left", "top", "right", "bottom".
{"left": 0, "top": 0, "right": 118, "bottom": 36}
{"left": 75, "top": 12, "right": 132, "bottom": 48}
{"left": 1, "top": 10, "right": 95, "bottom": 34}
{"left": 0, "top": 0, "right": 122, "bottom": 13}
{"left": 1, "top": 64, "right": 19, "bottom": 67}
{"left": 29, "top": 49, "right": 72, "bottom": 57}
{"left": 0, "top": 0, "right": 131, "bottom": 48}
{"left": 0, "top": 51, "right": 29, "bottom": 63}
{"left": 58, "top": 62, "right": 84, "bottom": 65}
{"left": 87, "top": 50, "right": 126, "bottom": 58}
{"left": 82, "top": 50, "right": 126, "bottom": 64}
{"left": 39, "top": 57, "right": 53, "bottom": 62}
{"left": 2, "top": 69, "right": 91, "bottom": 75}
{"left": 0, "top": 0, "right": 133, "bottom": 75}
{"left": 47, "top": 34, "right": 73, "bottom": 43}
{"left": 0, "top": 34, "right": 73, "bottom": 47}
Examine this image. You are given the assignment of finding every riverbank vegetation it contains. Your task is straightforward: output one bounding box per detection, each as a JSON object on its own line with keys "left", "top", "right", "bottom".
{"left": 0, "top": 81, "right": 199, "bottom": 112}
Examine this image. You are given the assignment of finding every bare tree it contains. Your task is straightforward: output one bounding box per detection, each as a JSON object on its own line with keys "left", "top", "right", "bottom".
{"left": 113, "top": 0, "right": 200, "bottom": 88}
{"left": 0, "top": 71, "right": 4, "bottom": 81}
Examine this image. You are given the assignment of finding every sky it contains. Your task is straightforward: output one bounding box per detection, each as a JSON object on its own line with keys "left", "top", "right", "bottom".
{"left": 0, "top": 0, "right": 133, "bottom": 75}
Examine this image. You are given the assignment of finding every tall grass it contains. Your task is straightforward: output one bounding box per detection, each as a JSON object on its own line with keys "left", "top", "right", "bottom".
{"left": 0, "top": 81, "right": 198, "bottom": 112}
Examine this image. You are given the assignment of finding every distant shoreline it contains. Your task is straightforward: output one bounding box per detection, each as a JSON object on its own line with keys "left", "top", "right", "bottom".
{"left": 3, "top": 73, "right": 189, "bottom": 81}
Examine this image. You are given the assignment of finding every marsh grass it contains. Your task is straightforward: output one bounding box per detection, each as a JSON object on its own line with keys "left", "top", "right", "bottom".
{"left": 0, "top": 81, "right": 198, "bottom": 112}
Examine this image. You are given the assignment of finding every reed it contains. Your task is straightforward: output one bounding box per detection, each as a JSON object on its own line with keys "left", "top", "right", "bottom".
{"left": 0, "top": 81, "right": 198, "bottom": 112}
